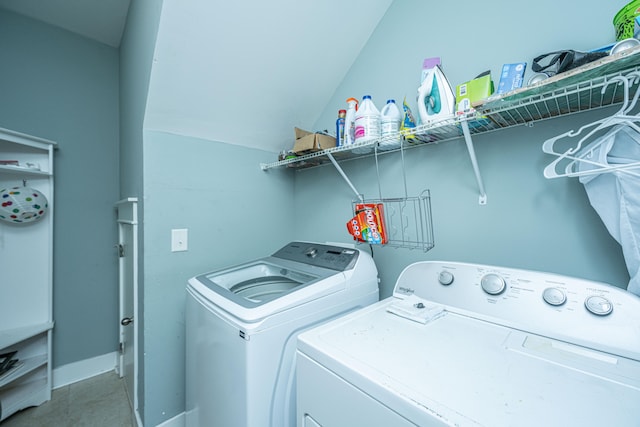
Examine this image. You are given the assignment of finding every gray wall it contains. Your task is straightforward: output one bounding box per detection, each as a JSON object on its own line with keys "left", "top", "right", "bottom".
{"left": 140, "top": 130, "right": 295, "bottom": 426}
{"left": 119, "top": 0, "right": 164, "bottom": 420}
{"left": 1, "top": 1, "right": 634, "bottom": 426}
{"left": 0, "top": 10, "right": 120, "bottom": 367}
{"left": 299, "top": 0, "right": 631, "bottom": 297}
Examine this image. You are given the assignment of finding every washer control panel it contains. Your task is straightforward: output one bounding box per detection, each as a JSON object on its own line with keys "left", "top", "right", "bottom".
{"left": 393, "top": 261, "right": 640, "bottom": 358}
{"left": 272, "top": 241, "right": 359, "bottom": 271}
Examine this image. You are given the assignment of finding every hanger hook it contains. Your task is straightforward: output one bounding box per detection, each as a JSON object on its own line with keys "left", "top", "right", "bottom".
{"left": 622, "top": 70, "right": 640, "bottom": 114}
{"left": 601, "top": 75, "right": 630, "bottom": 115}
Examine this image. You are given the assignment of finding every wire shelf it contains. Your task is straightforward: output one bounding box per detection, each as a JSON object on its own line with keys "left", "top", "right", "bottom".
{"left": 260, "top": 46, "right": 640, "bottom": 171}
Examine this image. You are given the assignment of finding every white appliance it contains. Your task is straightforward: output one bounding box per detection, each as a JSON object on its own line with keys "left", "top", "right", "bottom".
{"left": 185, "top": 241, "right": 379, "bottom": 427}
{"left": 297, "top": 261, "right": 640, "bottom": 427}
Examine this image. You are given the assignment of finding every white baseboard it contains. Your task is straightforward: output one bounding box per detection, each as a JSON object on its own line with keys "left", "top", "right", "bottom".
{"left": 52, "top": 351, "right": 118, "bottom": 389}
{"left": 155, "top": 412, "right": 184, "bottom": 427}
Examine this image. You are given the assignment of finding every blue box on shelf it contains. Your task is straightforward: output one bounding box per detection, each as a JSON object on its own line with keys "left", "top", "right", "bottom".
{"left": 497, "top": 63, "right": 526, "bottom": 95}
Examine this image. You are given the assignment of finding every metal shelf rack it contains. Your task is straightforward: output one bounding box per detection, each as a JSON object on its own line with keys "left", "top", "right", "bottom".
{"left": 353, "top": 190, "right": 434, "bottom": 252}
{"left": 261, "top": 46, "right": 640, "bottom": 205}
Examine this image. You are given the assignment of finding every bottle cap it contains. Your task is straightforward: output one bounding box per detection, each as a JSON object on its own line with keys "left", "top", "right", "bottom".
{"left": 346, "top": 97, "right": 359, "bottom": 111}
{"left": 338, "top": 109, "right": 346, "bottom": 114}
{"left": 362, "top": 95, "right": 372, "bottom": 100}
{"left": 386, "top": 99, "right": 395, "bottom": 104}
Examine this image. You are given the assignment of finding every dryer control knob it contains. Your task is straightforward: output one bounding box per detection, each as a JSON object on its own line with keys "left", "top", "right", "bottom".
{"left": 481, "top": 273, "right": 506, "bottom": 295}
{"left": 542, "top": 287, "right": 566, "bottom": 306}
{"left": 585, "top": 295, "right": 613, "bottom": 316}
{"left": 438, "top": 271, "right": 454, "bottom": 286}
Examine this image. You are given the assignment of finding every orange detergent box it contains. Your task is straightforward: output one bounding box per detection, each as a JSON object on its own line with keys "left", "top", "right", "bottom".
{"left": 346, "top": 203, "right": 388, "bottom": 245}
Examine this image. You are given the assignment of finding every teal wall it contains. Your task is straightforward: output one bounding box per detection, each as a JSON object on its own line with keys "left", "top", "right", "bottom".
{"left": 299, "top": 0, "right": 631, "bottom": 296}
{"left": 141, "top": 130, "right": 295, "bottom": 426}
{"left": 0, "top": 10, "right": 120, "bottom": 366}
{"left": 1, "top": 1, "right": 635, "bottom": 426}
{"left": 119, "top": 0, "right": 164, "bottom": 421}
{"left": 121, "top": 2, "right": 295, "bottom": 424}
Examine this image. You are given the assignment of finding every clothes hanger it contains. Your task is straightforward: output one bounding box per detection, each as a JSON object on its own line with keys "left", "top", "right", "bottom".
{"left": 543, "top": 74, "right": 640, "bottom": 178}
{"left": 562, "top": 72, "right": 640, "bottom": 178}
{"left": 542, "top": 75, "right": 631, "bottom": 157}
{"left": 553, "top": 130, "right": 640, "bottom": 179}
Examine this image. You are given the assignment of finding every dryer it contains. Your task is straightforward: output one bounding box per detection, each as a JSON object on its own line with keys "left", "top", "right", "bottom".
{"left": 185, "top": 241, "right": 378, "bottom": 427}
{"left": 297, "top": 261, "right": 640, "bottom": 426}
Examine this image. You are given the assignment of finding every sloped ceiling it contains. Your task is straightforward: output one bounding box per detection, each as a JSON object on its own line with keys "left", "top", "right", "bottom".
{"left": 0, "top": 0, "right": 393, "bottom": 153}
{"left": 145, "top": 0, "right": 394, "bottom": 152}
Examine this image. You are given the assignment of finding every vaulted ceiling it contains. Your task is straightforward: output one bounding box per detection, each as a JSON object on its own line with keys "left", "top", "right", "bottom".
{"left": 0, "top": 0, "right": 394, "bottom": 152}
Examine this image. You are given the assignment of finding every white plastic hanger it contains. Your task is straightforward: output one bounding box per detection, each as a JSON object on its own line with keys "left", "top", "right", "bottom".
{"left": 542, "top": 73, "right": 640, "bottom": 179}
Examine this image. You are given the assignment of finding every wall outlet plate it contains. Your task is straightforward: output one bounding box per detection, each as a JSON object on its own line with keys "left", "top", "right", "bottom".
{"left": 171, "top": 229, "right": 188, "bottom": 252}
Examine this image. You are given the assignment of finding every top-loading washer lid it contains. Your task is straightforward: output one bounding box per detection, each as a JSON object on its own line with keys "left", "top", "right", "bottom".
{"left": 197, "top": 260, "right": 321, "bottom": 306}
{"left": 192, "top": 242, "right": 362, "bottom": 310}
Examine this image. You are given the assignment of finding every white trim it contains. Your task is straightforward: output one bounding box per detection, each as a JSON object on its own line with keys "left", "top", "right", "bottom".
{"left": 52, "top": 351, "right": 118, "bottom": 389}
{"left": 135, "top": 409, "right": 144, "bottom": 427}
{"left": 154, "top": 412, "right": 184, "bottom": 427}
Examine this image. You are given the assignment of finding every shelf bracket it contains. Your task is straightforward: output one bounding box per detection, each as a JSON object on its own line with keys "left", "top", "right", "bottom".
{"left": 326, "top": 153, "right": 364, "bottom": 202}
{"left": 460, "top": 119, "right": 487, "bottom": 205}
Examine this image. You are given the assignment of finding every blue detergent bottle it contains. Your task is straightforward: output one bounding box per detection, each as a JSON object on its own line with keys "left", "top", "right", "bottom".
{"left": 336, "top": 109, "right": 346, "bottom": 146}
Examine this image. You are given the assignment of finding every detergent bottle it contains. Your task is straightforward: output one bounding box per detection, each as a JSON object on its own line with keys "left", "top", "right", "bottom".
{"left": 379, "top": 99, "right": 402, "bottom": 151}
{"left": 353, "top": 95, "right": 380, "bottom": 154}
{"left": 344, "top": 97, "right": 358, "bottom": 146}
{"left": 336, "top": 109, "right": 346, "bottom": 146}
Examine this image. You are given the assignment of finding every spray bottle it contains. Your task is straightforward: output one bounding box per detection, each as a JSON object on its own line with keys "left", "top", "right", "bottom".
{"left": 344, "top": 97, "right": 358, "bottom": 145}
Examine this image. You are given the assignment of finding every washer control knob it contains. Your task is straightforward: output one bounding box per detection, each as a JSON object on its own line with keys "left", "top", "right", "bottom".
{"left": 305, "top": 247, "right": 318, "bottom": 258}
{"left": 481, "top": 273, "right": 506, "bottom": 295}
{"left": 438, "top": 271, "right": 454, "bottom": 286}
{"left": 542, "top": 287, "right": 566, "bottom": 306}
{"left": 585, "top": 295, "right": 613, "bottom": 316}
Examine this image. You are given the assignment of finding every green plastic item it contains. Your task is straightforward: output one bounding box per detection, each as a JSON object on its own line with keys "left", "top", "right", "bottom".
{"left": 614, "top": 0, "right": 640, "bottom": 41}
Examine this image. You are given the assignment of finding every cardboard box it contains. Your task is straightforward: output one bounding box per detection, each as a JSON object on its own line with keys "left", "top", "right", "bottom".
{"left": 292, "top": 128, "right": 336, "bottom": 154}
{"left": 455, "top": 72, "right": 494, "bottom": 113}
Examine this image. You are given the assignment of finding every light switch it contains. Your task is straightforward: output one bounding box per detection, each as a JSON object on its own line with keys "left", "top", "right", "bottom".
{"left": 171, "top": 228, "right": 188, "bottom": 252}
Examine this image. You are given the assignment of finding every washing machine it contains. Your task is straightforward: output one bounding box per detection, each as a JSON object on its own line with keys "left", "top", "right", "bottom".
{"left": 297, "top": 261, "right": 640, "bottom": 426}
{"left": 185, "top": 241, "right": 379, "bottom": 427}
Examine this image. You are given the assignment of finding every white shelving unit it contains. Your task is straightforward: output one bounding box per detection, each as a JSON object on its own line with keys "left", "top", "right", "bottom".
{"left": 261, "top": 45, "right": 640, "bottom": 205}
{"left": 0, "top": 128, "right": 56, "bottom": 421}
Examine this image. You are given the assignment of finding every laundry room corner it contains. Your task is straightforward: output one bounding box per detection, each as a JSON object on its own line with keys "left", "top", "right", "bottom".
{"left": 139, "top": 129, "right": 296, "bottom": 425}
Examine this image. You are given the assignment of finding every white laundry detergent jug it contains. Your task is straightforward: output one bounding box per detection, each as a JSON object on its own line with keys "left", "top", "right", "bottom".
{"left": 379, "top": 99, "right": 402, "bottom": 151}
{"left": 353, "top": 95, "right": 380, "bottom": 154}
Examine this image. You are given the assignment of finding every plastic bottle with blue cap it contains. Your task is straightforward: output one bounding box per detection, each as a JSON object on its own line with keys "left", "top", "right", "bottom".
{"left": 353, "top": 95, "right": 380, "bottom": 154}
{"left": 379, "top": 99, "right": 402, "bottom": 151}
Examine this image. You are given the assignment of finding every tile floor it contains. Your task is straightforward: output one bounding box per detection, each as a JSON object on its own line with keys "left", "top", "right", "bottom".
{"left": 1, "top": 371, "right": 134, "bottom": 427}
